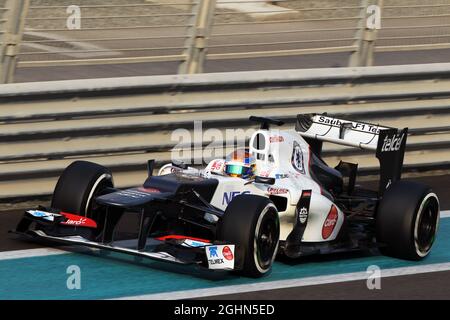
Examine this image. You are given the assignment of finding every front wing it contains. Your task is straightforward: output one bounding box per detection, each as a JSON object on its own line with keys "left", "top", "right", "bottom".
{"left": 13, "top": 209, "right": 240, "bottom": 272}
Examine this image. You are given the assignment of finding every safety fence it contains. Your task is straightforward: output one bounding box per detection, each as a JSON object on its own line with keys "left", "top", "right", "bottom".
{"left": 0, "top": 63, "right": 449, "bottom": 200}
{"left": 377, "top": 1, "right": 450, "bottom": 52}
{"left": 1, "top": 0, "right": 450, "bottom": 82}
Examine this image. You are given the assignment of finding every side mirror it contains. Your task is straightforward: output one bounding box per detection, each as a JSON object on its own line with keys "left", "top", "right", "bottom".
{"left": 147, "top": 159, "right": 155, "bottom": 177}
{"left": 255, "top": 176, "right": 276, "bottom": 185}
{"left": 172, "top": 160, "right": 188, "bottom": 170}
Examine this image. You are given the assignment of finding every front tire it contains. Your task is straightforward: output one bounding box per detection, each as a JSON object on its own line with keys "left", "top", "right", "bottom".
{"left": 218, "top": 194, "right": 280, "bottom": 277}
{"left": 376, "top": 180, "right": 440, "bottom": 260}
{"left": 51, "top": 161, "right": 113, "bottom": 217}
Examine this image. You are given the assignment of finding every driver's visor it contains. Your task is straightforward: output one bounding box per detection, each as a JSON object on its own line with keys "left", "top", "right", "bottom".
{"left": 225, "top": 164, "right": 250, "bottom": 176}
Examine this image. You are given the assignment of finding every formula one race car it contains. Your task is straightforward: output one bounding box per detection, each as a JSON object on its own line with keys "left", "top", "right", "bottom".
{"left": 14, "top": 114, "right": 440, "bottom": 277}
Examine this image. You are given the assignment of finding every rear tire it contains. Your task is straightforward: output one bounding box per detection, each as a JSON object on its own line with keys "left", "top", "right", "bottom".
{"left": 376, "top": 180, "right": 440, "bottom": 260}
{"left": 218, "top": 194, "right": 280, "bottom": 277}
{"left": 51, "top": 161, "right": 113, "bottom": 217}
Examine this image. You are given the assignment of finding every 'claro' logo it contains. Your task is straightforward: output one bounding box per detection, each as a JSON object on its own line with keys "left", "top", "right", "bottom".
{"left": 222, "top": 246, "right": 234, "bottom": 261}
{"left": 381, "top": 133, "right": 405, "bottom": 152}
{"left": 322, "top": 205, "right": 338, "bottom": 239}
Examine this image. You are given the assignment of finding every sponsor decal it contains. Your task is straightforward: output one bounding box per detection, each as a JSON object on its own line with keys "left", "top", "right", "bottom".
{"left": 302, "top": 190, "right": 312, "bottom": 197}
{"left": 117, "top": 189, "right": 156, "bottom": 199}
{"left": 317, "top": 116, "right": 380, "bottom": 134}
{"left": 211, "top": 160, "right": 224, "bottom": 171}
{"left": 26, "top": 210, "right": 61, "bottom": 222}
{"left": 322, "top": 205, "right": 338, "bottom": 239}
{"left": 269, "top": 136, "right": 284, "bottom": 143}
{"left": 222, "top": 190, "right": 251, "bottom": 205}
{"left": 222, "top": 246, "right": 234, "bottom": 261}
{"left": 156, "top": 234, "right": 211, "bottom": 246}
{"left": 318, "top": 115, "right": 344, "bottom": 127}
{"left": 209, "top": 246, "right": 219, "bottom": 258}
{"left": 286, "top": 189, "right": 311, "bottom": 246}
{"left": 381, "top": 133, "right": 405, "bottom": 152}
{"left": 137, "top": 187, "right": 160, "bottom": 193}
{"left": 182, "top": 239, "right": 210, "bottom": 248}
{"left": 27, "top": 210, "right": 49, "bottom": 218}
{"left": 351, "top": 122, "right": 380, "bottom": 134}
{"left": 385, "top": 179, "right": 392, "bottom": 190}
{"left": 60, "top": 212, "right": 97, "bottom": 228}
{"left": 267, "top": 187, "right": 289, "bottom": 195}
{"left": 296, "top": 190, "right": 311, "bottom": 225}
{"left": 298, "top": 207, "right": 308, "bottom": 224}
{"left": 205, "top": 245, "right": 235, "bottom": 270}
{"left": 259, "top": 170, "right": 271, "bottom": 178}
{"left": 291, "top": 141, "right": 305, "bottom": 174}
{"left": 275, "top": 173, "right": 289, "bottom": 179}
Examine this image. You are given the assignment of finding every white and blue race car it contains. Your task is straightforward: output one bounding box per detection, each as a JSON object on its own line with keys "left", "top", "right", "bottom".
{"left": 14, "top": 114, "right": 440, "bottom": 277}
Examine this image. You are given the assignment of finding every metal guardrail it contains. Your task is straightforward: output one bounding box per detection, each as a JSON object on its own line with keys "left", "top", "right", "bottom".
{"left": 2, "top": 0, "right": 450, "bottom": 83}
{"left": 0, "top": 63, "right": 449, "bottom": 200}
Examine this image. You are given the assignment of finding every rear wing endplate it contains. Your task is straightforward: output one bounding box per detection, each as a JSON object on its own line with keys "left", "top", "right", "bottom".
{"left": 375, "top": 128, "right": 408, "bottom": 195}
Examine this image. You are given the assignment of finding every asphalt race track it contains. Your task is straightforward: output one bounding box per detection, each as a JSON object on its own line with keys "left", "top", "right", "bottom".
{"left": 0, "top": 174, "right": 449, "bottom": 300}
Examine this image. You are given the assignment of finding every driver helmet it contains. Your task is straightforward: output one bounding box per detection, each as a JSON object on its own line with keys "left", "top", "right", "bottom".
{"left": 224, "top": 149, "right": 256, "bottom": 179}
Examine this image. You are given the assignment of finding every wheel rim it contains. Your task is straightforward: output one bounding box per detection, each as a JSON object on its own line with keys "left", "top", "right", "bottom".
{"left": 254, "top": 205, "right": 279, "bottom": 272}
{"left": 414, "top": 194, "right": 439, "bottom": 257}
{"left": 86, "top": 175, "right": 112, "bottom": 217}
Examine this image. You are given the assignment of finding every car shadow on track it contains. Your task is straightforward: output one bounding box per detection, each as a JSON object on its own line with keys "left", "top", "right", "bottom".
{"left": 73, "top": 246, "right": 382, "bottom": 281}
{"left": 10, "top": 233, "right": 383, "bottom": 282}
{"left": 276, "top": 248, "right": 381, "bottom": 266}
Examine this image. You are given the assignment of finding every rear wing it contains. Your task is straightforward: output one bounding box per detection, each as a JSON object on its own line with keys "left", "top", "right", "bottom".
{"left": 296, "top": 114, "right": 391, "bottom": 151}
{"left": 295, "top": 114, "right": 408, "bottom": 195}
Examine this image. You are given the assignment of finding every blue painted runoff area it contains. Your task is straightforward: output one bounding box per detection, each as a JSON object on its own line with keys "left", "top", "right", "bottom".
{"left": 1, "top": 218, "right": 450, "bottom": 300}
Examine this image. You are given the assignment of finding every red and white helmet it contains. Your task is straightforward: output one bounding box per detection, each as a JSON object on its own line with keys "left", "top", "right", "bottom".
{"left": 224, "top": 149, "right": 256, "bottom": 179}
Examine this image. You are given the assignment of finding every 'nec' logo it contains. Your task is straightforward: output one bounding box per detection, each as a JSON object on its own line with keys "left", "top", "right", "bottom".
{"left": 222, "top": 191, "right": 251, "bottom": 205}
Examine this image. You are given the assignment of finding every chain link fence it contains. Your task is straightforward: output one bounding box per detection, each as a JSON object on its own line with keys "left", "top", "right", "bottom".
{"left": 1, "top": 0, "right": 450, "bottom": 82}
{"left": 377, "top": 0, "right": 450, "bottom": 52}
{"left": 208, "top": 0, "right": 362, "bottom": 61}
{"left": 21, "top": 0, "right": 195, "bottom": 66}
{"left": 0, "top": 3, "right": 6, "bottom": 43}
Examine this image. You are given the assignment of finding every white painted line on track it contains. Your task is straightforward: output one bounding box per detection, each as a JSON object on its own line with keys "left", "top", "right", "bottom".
{"left": 0, "top": 248, "right": 67, "bottom": 261}
{"left": 23, "top": 31, "right": 121, "bottom": 58}
{"left": 117, "top": 262, "right": 450, "bottom": 300}
{"left": 441, "top": 210, "right": 450, "bottom": 218}
{"left": 116, "top": 210, "right": 450, "bottom": 300}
